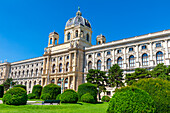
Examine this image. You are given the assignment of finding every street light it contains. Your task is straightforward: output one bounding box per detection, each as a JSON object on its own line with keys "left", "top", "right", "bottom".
{"left": 61, "top": 78, "right": 64, "bottom": 94}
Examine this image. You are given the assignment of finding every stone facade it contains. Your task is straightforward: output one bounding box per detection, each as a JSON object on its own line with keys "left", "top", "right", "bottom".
{"left": 0, "top": 9, "right": 170, "bottom": 95}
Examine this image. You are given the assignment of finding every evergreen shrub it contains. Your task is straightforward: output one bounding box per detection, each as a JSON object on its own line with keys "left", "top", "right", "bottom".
{"left": 0, "top": 85, "right": 4, "bottom": 98}
{"left": 61, "top": 89, "right": 78, "bottom": 103}
{"left": 81, "top": 93, "right": 95, "bottom": 103}
{"left": 101, "top": 96, "right": 110, "bottom": 102}
{"left": 13, "top": 84, "right": 26, "bottom": 91}
{"left": 32, "top": 85, "right": 42, "bottom": 99}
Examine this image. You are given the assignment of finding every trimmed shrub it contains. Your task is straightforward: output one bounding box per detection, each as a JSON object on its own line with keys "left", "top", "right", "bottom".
{"left": 56, "top": 94, "right": 62, "bottom": 100}
{"left": 0, "top": 85, "right": 4, "bottom": 98}
{"left": 2, "top": 87, "right": 27, "bottom": 105}
{"left": 101, "top": 96, "right": 110, "bottom": 102}
{"left": 28, "top": 93, "right": 36, "bottom": 99}
{"left": 81, "top": 93, "right": 95, "bottom": 103}
{"left": 61, "top": 89, "right": 78, "bottom": 103}
{"left": 13, "top": 84, "right": 26, "bottom": 91}
{"left": 32, "top": 85, "right": 42, "bottom": 99}
{"left": 78, "top": 83, "right": 97, "bottom": 102}
{"left": 41, "top": 84, "right": 61, "bottom": 100}
{"left": 132, "top": 78, "right": 170, "bottom": 113}
{"left": 107, "top": 87, "right": 156, "bottom": 113}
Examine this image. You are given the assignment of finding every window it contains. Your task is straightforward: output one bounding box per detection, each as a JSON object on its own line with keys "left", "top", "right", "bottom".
{"left": 98, "top": 41, "right": 100, "bottom": 44}
{"left": 36, "top": 69, "right": 38, "bottom": 76}
{"left": 80, "top": 30, "right": 84, "bottom": 38}
{"left": 117, "top": 50, "right": 121, "bottom": 53}
{"left": 22, "top": 71, "right": 25, "bottom": 76}
{"left": 129, "top": 48, "right": 133, "bottom": 51}
{"left": 41, "top": 68, "right": 43, "bottom": 74}
{"left": 129, "top": 55, "right": 135, "bottom": 67}
{"left": 107, "top": 51, "right": 111, "bottom": 55}
{"left": 75, "top": 30, "right": 78, "bottom": 37}
{"left": 18, "top": 71, "right": 20, "bottom": 76}
{"left": 59, "top": 63, "right": 62, "bottom": 72}
{"left": 29, "top": 81, "right": 31, "bottom": 88}
{"left": 52, "top": 64, "right": 55, "bottom": 73}
{"left": 55, "top": 39, "right": 57, "bottom": 45}
{"left": 51, "top": 79, "right": 55, "bottom": 84}
{"left": 50, "top": 38, "right": 52, "bottom": 44}
{"left": 142, "top": 45, "right": 146, "bottom": 49}
{"left": 31, "top": 69, "right": 33, "bottom": 76}
{"left": 88, "top": 54, "right": 92, "bottom": 58}
{"left": 57, "top": 78, "right": 61, "bottom": 86}
{"left": 86, "top": 34, "right": 89, "bottom": 42}
{"left": 66, "top": 62, "right": 69, "bottom": 72}
{"left": 107, "top": 59, "right": 111, "bottom": 69}
{"left": 107, "top": 91, "right": 111, "bottom": 95}
{"left": 156, "top": 43, "right": 161, "bottom": 47}
{"left": 34, "top": 81, "right": 36, "bottom": 86}
{"left": 27, "top": 70, "right": 29, "bottom": 76}
{"left": 66, "top": 56, "right": 69, "bottom": 59}
{"left": 64, "top": 78, "right": 68, "bottom": 90}
{"left": 97, "top": 60, "right": 102, "bottom": 70}
{"left": 39, "top": 80, "right": 41, "bottom": 85}
{"left": 117, "top": 57, "right": 123, "bottom": 68}
{"left": 142, "top": 53, "right": 148, "bottom": 66}
{"left": 156, "top": 51, "right": 163, "bottom": 64}
{"left": 25, "top": 81, "right": 27, "bottom": 86}
{"left": 59, "top": 57, "right": 62, "bottom": 60}
{"left": 88, "top": 61, "right": 92, "bottom": 70}
{"left": 67, "top": 32, "right": 70, "bottom": 40}
{"left": 97, "top": 53, "right": 101, "bottom": 57}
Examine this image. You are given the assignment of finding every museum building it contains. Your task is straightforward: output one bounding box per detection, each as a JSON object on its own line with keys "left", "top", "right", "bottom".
{"left": 0, "top": 9, "right": 169, "bottom": 95}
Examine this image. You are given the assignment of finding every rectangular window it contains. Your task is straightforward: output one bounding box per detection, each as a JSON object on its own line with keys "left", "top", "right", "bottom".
{"left": 156, "top": 43, "right": 161, "bottom": 47}
{"left": 129, "top": 48, "right": 133, "bottom": 51}
{"left": 107, "top": 91, "right": 111, "bottom": 95}
{"left": 107, "top": 51, "right": 111, "bottom": 55}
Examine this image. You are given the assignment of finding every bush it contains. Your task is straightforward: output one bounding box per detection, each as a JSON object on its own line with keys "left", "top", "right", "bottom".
{"left": 2, "top": 87, "right": 27, "bottom": 105}
{"left": 41, "top": 84, "right": 61, "bottom": 100}
{"left": 61, "top": 89, "right": 78, "bottom": 103}
{"left": 101, "top": 96, "right": 110, "bottom": 102}
{"left": 13, "top": 84, "right": 26, "bottom": 91}
{"left": 28, "top": 93, "right": 36, "bottom": 99}
{"left": 132, "top": 78, "right": 170, "bottom": 113}
{"left": 81, "top": 93, "right": 95, "bottom": 103}
{"left": 107, "top": 87, "right": 156, "bottom": 113}
{"left": 32, "top": 85, "right": 42, "bottom": 99}
{"left": 78, "top": 83, "right": 97, "bottom": 102}
{"left": 0, "top": 85, "right": 4, "bottom": 98}
{"left": 56, "top": 94, "right": 62, "bottom": 100}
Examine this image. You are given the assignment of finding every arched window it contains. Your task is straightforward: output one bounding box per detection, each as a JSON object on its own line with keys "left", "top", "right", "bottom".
{"left": 29, "top": 81, "right": 31, "bottom": 88}
{"left": 88, "top": 61, "right": 92, "bottom": 70}
{"left": 97, "top": 60, "right": 102, "bottom": 70}
{"left": 18, "top": 71, "right": 20, "bottom": 76}
{"left": 27, "top": 70, "right": 29, "bottom": 76}
{"left": 107, "top": 59, "right": 111, "bottom": 69}
{"left": 51, "top": 79, "right": 55, "bottom": 84}
{"left": 64, "top": 78, "right": 68, "bottom": 90}
{"left": 15, "top": 72, "right": 17, "bottom": 77}
{"left": 117, "top": 57, "right": 123, "bottom": 68}
{"left": 31, "top": 69, "right": 33, "bottom": 76}
{"left": 57, "top": 78, "right": 61, "bottom": 86}
{"left": 142, "top": 53, "right": 148, "bottom": 66}
{"left": 55, "top": 39, "right": 57, "bottom": 45}
{"left": 156, "top": 51, "right": 163, "bottom": 64}
{"left": 25, "top": 81, "right": 27, "bottom": 86}
{"left": 59, "top": 63, "right": 62, "bottom": 72}
{"left": 41, "top": 68, "right": 43, "bottom": 74}
{"left": 67, "top": 32, "right": 70, "bottom": 40}
{"left": 98, "top": 41, "right": 100, "bottom": 44}
{"left": 86, "top": 34, "right": 89, "bottom": 42}
{"left": 52, "top": 64, "right": 55, "bottom": 73}
{"left": 21, "top": 82, "right": 23, "bottom": 85}
{"left": 129, "top": 55, "right": 135, "bottom": 67}
{"left": 66, "top": 62, "right": 69, "bottom": 72}
{"left": 36, "top": 69, "right": 38, "bottom": 76}
{"left": 50, "top": 38, "right": 52, "bottom": 44}
{"left": 39, "top": 80, "right": 41, "bottom": 85}
{"left": 22, "top": 71, "right": 24, "bottom": 76}
{"left": 81, "top": 30, "right": 84, "bottom": 38}
{"left": 34, "top": 81, "right": 36, "bottom": 86}
{"left": 75, "top": 30, "right": 78, "bottom": 37}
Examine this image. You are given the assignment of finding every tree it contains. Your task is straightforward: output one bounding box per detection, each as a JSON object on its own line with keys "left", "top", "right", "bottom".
{"left": 108, "top": 64, "right": 124, "bottom": 88}
{"left": 125, "top": 68, "right": 150, "bottom": 85}
{"left": 151, "top": 63, "right": 170, "bottom": 81}
{"left": 86, "top": 69, "right": 108, "bottom": 100}
{"left": 3, "top": 78, "right": 16, "bottom": 91}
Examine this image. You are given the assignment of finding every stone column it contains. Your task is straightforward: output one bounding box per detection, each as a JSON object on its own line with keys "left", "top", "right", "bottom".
{"left": 69, "top": 53, "right": 72, "bottom": 72}
{"left": 73, "top": 75, "right": 76, "bottom": 90}
{"left": 123, "top": 47, "right": 127, "bottom": 69}
{"left": 101, "top": 51, "right": 105, "bottom": 71}
{"left": 92, "top": 53, "right": 95, "bottom": 69}
{"left": 62, "top": 55, "right": 65, "bottom": 73}
{"left": 165, "top": 39, "right": 169, "bottom": 65}
{"left": 68, "top": 76, "right": 70, "bottom": 89}
{"left": 112, "top": 49, "right": 115, "bottom": 65}
{"left": 43, "top": 58, "right": 47, "bottom": 74}
{"left": 149, "top": 42, "right": 154, "bottom": 66}
{"left": 136, "top": 45, "right": 140, "bottom": 67}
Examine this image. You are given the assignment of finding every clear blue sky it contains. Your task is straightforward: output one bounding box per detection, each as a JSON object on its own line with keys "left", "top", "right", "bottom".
{"left": 0, "top": 0, "right": 170, "bottom": 62}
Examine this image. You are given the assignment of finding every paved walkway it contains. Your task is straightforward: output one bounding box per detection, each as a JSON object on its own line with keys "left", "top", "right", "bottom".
{"left": 0, "top": 100, "right": 2, "bottom": 104}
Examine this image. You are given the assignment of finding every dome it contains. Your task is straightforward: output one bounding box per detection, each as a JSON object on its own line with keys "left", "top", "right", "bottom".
{"left": 65, "top": 8, "right": 91, "bottom": 28}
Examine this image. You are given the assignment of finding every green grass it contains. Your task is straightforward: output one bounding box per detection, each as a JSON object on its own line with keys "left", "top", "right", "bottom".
{"left": 0, "top": 98, "right": 2, "bottom": 100}
{"left": 0, "top": 102, "right": 108, "bottom": 113}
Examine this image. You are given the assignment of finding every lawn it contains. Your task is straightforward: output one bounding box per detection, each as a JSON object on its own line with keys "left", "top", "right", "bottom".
{"left": 0, "top": 102, "right": 108, "bottom": 113}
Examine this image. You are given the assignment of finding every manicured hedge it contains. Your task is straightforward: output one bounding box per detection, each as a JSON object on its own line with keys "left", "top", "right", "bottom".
{"left": 32, "top": 85, "right": 42, "bottom": 99}
{"left": 28, "top": 93, "right": 35, "bottom": 99}
{"left": 2, "top": 87, "right": 27, "bottom": 105}
{"left": 107, "top": 87, "right": 156, "bottom": 113}
{"left": 13, "top": 84, "right": 26, "bottom": 91}
{"left": 78, "top": 83, "right": 97, "bottom": 102}
{"left": 132, "top": 78, "right": 170, "bottom": 113}
{"left": 61, "top": 89, "right": 78, "bottom": 103}
{"left": 41, "top": 84, "right": 61, "bottom": 100}
{"left": 81, "top": 93, "right": 95, "bottom": 103}
{"left": 56, "top": 94, "right": 62, "bottom": 100}
{"left": 0, "top": 85, "right": 4, "bottom": 98}
{"left": 101, "top": 96, "right": 110, "bottom": 102}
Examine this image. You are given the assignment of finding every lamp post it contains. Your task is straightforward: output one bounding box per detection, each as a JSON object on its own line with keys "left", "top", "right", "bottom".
{"left": 61, "top": 78, "right": 64, "bottom": 94}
